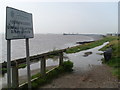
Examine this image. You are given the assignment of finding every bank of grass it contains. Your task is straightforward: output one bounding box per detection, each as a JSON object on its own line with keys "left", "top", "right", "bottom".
{"left": 66, "top": 36, "right": 118, "bottom": 54}
{"left": 100, "top": 36, "right": 120, "bottom": 79}
{"left": 20, "top": 60, "right": 73, "bottom": 89}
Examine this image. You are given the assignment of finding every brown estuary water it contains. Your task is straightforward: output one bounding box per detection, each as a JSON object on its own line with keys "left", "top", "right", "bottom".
{"left": 0, "top": 34, "right": 103, "bottom": 88}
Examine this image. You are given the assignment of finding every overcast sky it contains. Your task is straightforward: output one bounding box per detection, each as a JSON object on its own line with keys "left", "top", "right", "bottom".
{"left": 0, "top": 0, "right": 118, "bottom": 34}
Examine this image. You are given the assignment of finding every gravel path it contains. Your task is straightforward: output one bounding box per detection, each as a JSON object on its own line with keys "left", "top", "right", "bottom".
{"left": 41, "top": 65, "right": 118, "bottom": 88}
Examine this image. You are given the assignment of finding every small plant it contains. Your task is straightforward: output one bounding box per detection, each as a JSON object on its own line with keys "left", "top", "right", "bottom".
{"left": 18, "top": 64, "right": 27, "bottom": 69}
{"left": 62, "top": 60, "right": 73, "bottom": 72}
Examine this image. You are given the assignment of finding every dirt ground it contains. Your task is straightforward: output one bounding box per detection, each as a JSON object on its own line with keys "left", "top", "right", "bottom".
{"left": 40, "top": 64, "right": 119, "bottom": 88}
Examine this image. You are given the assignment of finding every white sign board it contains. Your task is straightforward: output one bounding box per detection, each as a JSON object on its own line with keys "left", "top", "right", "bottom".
{"left": 6, "top": 7, "right": 34, "bottom": 40}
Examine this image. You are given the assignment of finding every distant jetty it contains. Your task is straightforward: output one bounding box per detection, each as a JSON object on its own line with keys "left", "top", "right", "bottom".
{"left": 63, "top": 33, "right": 79, "bottom": 35}
{"left": 76, "top": 40, "right": 94, "bottom": 44}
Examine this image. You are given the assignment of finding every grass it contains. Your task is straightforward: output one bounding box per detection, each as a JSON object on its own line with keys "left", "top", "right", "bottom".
{"left": 112, "top": 68, "right": 120, "bottom": 78}
{"left": 18, "top": 63, "right": 27, "bottom": 69}
{"left": 20, "top": 60, "right": 73, "bottom": 89}
{"left": 31, "top": 73, "right": 41, "bottom": 79}
{"left": 100, "top": 36, "right": 120, "bottom": 79}
{"left": 66, "top": 36, "right": 118, "bottom": 54}
{"left": 101, "top": 57, "right": 120, "bottom": 79}
{"left": 100, "top": 39, "right": 119, "bottom": 57}
{"left": 105, "top": 57, "right": 120, "bottom": 68}
{"left": 31, "top": 69, "right": 49, "bottom": 79}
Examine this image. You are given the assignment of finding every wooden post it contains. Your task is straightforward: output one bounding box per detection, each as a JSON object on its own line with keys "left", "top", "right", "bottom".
{"left": 12, "top": 65, "right": 19, "bottom": 88}
{"left": 41, "top": 56, "right": 46, "bottom": 76}
{"left": 59, "top": 52, "right": 63, "bottom": 66}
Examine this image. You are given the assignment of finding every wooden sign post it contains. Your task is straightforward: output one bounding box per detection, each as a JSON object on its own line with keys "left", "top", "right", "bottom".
{"left": 6, "top": 7, "right": 34, "bottom": 88}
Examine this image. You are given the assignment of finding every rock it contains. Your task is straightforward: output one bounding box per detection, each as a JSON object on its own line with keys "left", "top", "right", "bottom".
{"left": 81, "top": 76, "right": 89, "bottom": 82}
{"left": 104, "top": 48, "right": 112, "bottom": 62}
{"left": 81, "top": 76, "right": 86, "bottom": 81}
{"left": 89, "top": 79, "right": 93, "bottom": 82}
{"left": 97, "top": 87, "right": 101, "bottom": 88}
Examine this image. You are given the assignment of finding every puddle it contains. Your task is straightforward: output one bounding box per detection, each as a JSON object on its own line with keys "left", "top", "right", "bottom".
{"left": 65, "top": 42, "right": 109, "bottom": 73}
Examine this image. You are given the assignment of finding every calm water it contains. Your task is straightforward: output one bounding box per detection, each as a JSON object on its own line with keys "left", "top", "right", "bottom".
{"left": 0, "top": 34, "right": 102, "bottom": 88}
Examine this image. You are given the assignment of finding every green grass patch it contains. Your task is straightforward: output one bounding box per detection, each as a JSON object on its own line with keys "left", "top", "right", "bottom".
{"left": 20, "top": 60, "right": 73, "bottom": 89}
{"left": 106, "top": 57, "right": 120, "bottom": 68}
{"left": 66, "top": 36, "right": 118, "bottom": 54}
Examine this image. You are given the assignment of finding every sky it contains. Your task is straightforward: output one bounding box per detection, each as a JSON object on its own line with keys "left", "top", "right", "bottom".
{"left": 0, "top": 0, "right": 119, "bottom": 34}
